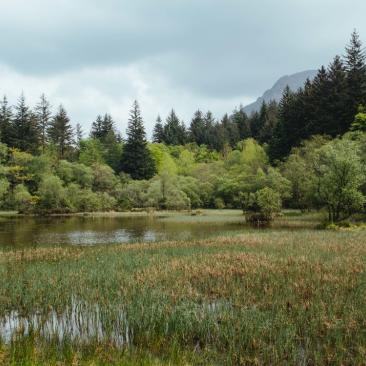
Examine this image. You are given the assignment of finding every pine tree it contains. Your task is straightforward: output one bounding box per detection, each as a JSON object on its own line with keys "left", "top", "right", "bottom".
{"left": 307, "top": 66, "right": 331, "bottom": 136}
{"left": 152, "top": 115, "right": 165, "bottom": 143}
{"left": 253, "top": 101, "right": 268, "bottom": 142}
{"left": 35, "top": 94, "right": 52, "bottom": 152}
{"left": 268, "top": 86, "right": 296, "bottom": 162}
{"left": 326, "top": 55, "right": 349, "bottom": 135}
{"left": 345, "top": 30, "right": 366, "bottom": 124}
{"left": 90, "top": 115, "right": 104, "bottom": 140}
{"left": 189, "top": 110, "right": 206, "bottom": 145}
{"left": 163, "top": 110, "right": 187, "bottom": 145}
{"left": 48, "top": 105, "right": 74, "bottom": 159}
{"left": 258, "top": 100, "right": 278, "bottom": 143}
{"left": 12, "top": 93, "right": 40, "bottom": 153}
{"left": 120, "top": 101, "right": 156, "bottom": 180}
{"left": 76, "top": 123, "right": 83, "bottom": 148}
{"left": 101, "top": 114, "right": 116, "bottom": 139}
{"left": 221, "top": 113, "right": 239, "bottom": 147}
{"left": 231, "top": 106, "right": 251, "bottom": 140}
{"left": 0, "top": 96, "right": 13, "bottom": 146}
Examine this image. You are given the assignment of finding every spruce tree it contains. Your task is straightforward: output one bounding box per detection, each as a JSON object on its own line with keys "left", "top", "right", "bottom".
{"left": 35, "top": 94, "right": 52, "bottom": 152}
{"left": 268, "top": 86, "right": 296, "bottom": 162}
{"left": 152, "top": 115, "right": 165, "bottom": 143}
{"left": 255, "top": 101, "right": 268, "bottom": 141}
{"left": 90, "top": 115, "right": 104, "bottom": 140}
{"left": 120, "top": 101, "right": 156, "bottom": 180}
{"left": 76, "top": 123, "right": 83, "bottom": 148}
{"left": 307, "top": 66, "right": 331, "bottom": 136}
{"left": 221, "top": 113, "right": 240, "bottom": 147}
{"left": 203, "top": 111, "right": 216, "bottom": 146}
{"left": 231, "top": 106, "right": 251, "bottom": 140}
{"left": 163, "top": 110, "right": 187, "bottom": 145}
{"left": 189, "top": 110, "right": 206, "bottom": 145}
{"left": 101, "top": 114, "right": 116, "bottom": 139}
{"left": 48, "top": 105, "right": 74, "bottom": 159}
{"left": 258, "top": 100, "right": 278, "bottom": 144}
{"left": 12, "top": 93, "right": 40, "bottom": 153}
{"left": 327, "top": 55, "right": 348, "bottom": 135}
{"left": 0, "top": 96, "right": 13, "bottom": 146}
{"left": 345, "top": 30, "right": 366, "bottom": 123}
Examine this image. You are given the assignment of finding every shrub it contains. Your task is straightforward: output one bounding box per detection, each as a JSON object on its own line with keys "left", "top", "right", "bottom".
{"left": 243, "top": 187, "right": 282, "bottom": 223}
{"left": 37, "top": 175, "right": 67, "bottom": 212}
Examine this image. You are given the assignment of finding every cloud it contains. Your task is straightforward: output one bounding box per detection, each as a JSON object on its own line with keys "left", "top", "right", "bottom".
{"left": 0, "top": 63, "right": 253, "bottom": 137}
{"left": 0, "top": 0, "right": 366, "bottom": 136}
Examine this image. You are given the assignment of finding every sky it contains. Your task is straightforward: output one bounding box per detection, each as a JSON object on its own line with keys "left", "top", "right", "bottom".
{"left": 0, "top": 0, "right": 366, "bottom": 137}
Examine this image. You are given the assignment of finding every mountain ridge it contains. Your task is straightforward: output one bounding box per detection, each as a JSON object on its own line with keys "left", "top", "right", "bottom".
{"left": 243, "top": 70, "right": 318, "bottom": 115}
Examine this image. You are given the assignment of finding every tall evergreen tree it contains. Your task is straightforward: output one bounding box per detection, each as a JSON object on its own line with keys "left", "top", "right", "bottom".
{"left": 189, "top": 110, "right": 206, "bottom": 145}
{"left": 307, "top": 66, "right": 331, "bottom": 136}
{"left": 268, "top": 86, "right": 296, "bottom": 162}
{"left": 163, "top": 110, "right": 187, "bottom": 145}
{"left": 48, "top": 105, "right": 74, "bottom": 159}
{"left": 258, "top": 100, "right": 278, "bottom": 143}
{"left": 35, "top": 94, "right": 52, "bottom": 152}
{"left": 221, "top": 113, "right": 239, "bottom": 147}
{"left": 0, "top": 96, "right": 13, "bottom": 146}
{"left": 76, "top": 123, "right": 83, "bottom": 148}
{"left": 231, "top": 106, "right": 251, "bottom": 140}
{"left": 120, "top": 101, "right": 156, "bottom": 180}
{"left": 152, "top": 115, "right": 165, "bottom": 143}
{"left": 90, "top": 115, "right": 104, "bottom": 140}
{"left": 344, "top": 30, "right": 366, "bottom": 124}
{"left": 12, "top": 94, "right": 40, "bottom": 153}
{"left": 253, "top": 101, "right": 267, "bottom": 141}
{"left": 101, "top": 114, "right": 116, "bottom": 139}
{"left": 326, "top": 55, "right": 349, "bottom": 135}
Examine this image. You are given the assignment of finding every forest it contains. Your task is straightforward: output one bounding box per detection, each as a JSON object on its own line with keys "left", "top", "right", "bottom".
{"left": 0, "top": 31, "right": 366, "bottom": 222}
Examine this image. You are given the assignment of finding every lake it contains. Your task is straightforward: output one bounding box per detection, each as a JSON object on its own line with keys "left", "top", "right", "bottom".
{"left": 0, "top": 210, "right": 319, "bottom": 249}
{"left": 0, "top": 211, "right": 250, "bottom": 249}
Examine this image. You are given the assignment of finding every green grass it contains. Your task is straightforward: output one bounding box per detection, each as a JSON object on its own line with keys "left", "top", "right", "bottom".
{"left": 0, "top": 215, "right": 366, "bottom": 365}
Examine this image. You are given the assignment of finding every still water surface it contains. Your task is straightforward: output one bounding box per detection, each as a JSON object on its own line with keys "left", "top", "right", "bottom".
{"left": 0, "top": 213, "right": 248, "bottom": 249}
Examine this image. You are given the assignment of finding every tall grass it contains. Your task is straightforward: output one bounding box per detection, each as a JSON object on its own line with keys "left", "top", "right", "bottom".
{"left": 0, "top": 223, "right": 366, "bottom": 364}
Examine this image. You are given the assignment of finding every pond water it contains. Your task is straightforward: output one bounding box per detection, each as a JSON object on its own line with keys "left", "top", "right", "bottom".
{"left": 0, "top": 212, "right": 250, "bottom": 249}
{"left": 0, "top": 210, "right": 318, "bottom": 249}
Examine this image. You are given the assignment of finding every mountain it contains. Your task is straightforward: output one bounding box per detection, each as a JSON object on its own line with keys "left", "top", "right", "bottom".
{"left": 243, "top": 70, "right": 318, "bottom": 115}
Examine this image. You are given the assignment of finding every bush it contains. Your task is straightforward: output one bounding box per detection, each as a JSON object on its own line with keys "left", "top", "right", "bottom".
{"left": 13, "top": 184, "right": 37, "bottom": 213}
{"left": 37, "top": 175, "right": 67, "bottom": 212}
{"left": 243, "top": 187, "right": 282, "bottom": 223}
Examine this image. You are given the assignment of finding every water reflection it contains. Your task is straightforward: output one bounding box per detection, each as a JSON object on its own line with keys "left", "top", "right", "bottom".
{"left": 0, "top": 215, "right": 245, "bottom": 249}
{"left": 0, "top": 298, "right": 131, "bottom": 346}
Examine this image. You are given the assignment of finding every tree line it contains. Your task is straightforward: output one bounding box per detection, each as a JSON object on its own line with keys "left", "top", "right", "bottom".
{"left": 0, "top": 31, "right": 365, "bottom": 222}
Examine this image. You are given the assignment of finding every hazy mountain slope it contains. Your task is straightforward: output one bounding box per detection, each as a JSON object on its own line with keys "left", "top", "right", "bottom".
{"left": 244, "top": 70, "right": 318, "bottom": 115}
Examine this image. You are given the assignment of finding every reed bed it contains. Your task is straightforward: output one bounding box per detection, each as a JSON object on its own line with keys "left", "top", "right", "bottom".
{"left": 0, "top": 227, "right": 366, "bottom": 365}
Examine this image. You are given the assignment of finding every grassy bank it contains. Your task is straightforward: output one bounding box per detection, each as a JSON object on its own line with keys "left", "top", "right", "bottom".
{"left": 0, "top": 227, "right": 366, "bottom": 365}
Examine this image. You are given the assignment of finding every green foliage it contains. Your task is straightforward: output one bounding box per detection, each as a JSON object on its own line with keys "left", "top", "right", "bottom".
{"left": 13, "top": 184, "right": 36, "bottom": 212}
{"left": 148, "top": 143, "right": 178, "bottom": 175}
{"left": 92, "top": 163, "right": 118, "bottom": 192}
{"left": 79, "top": 138, "right": 105, "bottom": 166}
{"left": 351, "top": 106, "right": 366, "bottom": 132}
{"left": 243, "top": 187, "right": 282, "bottom": 222}
{"left": 313, "top": 138, "right": 365, "bottom": 222}
{"left": 37, "top": 175, "right": 67, "bottom": 212}
{"left": 120, "top": 101, "right": 156, "bottom": 180}
{"left": 66, "top": 183, "right": 116, "bottom": 212}
{"left": 47, "top": 105, "right": 74, "bottom": 159}
{"left": 0, "top": 178, "right": 10, "bottom": 206}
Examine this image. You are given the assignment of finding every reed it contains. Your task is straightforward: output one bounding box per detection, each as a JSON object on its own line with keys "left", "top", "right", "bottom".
{"left": 0, "top": 221, "right": 366, "bottom": 365}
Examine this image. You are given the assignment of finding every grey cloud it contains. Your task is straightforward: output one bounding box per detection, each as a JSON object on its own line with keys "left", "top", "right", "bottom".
{"left": 0, "top": 0, "right": 365, "bottom": 129}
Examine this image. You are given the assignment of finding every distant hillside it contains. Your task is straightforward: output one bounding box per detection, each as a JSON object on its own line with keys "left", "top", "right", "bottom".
{"left": 244, "top": 70, "right": 318, "bottom": 115}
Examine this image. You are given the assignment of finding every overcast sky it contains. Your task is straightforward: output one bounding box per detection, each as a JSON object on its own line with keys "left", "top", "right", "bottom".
{"left": 0, "top": 0, "right": 365, "bottom": 137}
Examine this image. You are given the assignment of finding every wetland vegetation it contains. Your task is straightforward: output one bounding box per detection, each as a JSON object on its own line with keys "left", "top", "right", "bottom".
{"left": 0, "top": 211, "right": 366, "bottom": 365}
